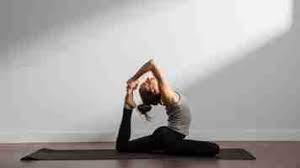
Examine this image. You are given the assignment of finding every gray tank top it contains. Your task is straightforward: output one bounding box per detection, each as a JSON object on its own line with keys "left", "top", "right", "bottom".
{"left": 165, "top": 91, "right": 191, "bottom": 136}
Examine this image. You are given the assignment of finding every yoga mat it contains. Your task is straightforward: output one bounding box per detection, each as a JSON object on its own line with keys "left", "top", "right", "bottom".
{"left": 20, "top": 148, "right": 255, "bottom": 161}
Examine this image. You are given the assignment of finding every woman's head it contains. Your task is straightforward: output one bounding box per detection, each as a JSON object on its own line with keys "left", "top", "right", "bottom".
{"left": 137, "top": 77, "right": 161, "bottom": 121}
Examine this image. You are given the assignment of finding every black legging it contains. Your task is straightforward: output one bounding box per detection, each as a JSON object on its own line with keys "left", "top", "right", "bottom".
{"left": 116, "top": 107, "right": 220, "bottom": 157}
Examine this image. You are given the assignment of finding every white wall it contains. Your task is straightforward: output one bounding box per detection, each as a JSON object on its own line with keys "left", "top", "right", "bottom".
{"left": 0, "top": 0, "right": 299, "bottom": 142}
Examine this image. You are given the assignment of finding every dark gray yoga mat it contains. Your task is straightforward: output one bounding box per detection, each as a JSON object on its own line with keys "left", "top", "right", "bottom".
{"left": 20, "top": 148, "right": 255, "bottom": 161}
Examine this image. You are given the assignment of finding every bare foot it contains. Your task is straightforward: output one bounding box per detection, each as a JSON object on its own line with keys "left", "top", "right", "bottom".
{"left": 124, "top": 88, "right": 136, "bottom": 109}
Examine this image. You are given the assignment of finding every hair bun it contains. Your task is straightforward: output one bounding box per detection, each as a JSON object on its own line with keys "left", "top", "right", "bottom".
{"left": 137, "top": 104, "right": 152, "bottom": 113}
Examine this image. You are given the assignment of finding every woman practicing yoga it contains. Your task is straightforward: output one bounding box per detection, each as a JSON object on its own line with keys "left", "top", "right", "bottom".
{"left": 116, "top": 59, "right": 220, "bottom": 156}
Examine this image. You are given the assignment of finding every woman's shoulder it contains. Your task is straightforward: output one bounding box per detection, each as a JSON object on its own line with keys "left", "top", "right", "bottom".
{"left": 170, "top": 88, "right": 187, "bottom": 106}
{"left": 165, "top": 89, "right": 190, "bottom": 113}
{"left": 176, "top": 89, "right": 188, "bottom": 102}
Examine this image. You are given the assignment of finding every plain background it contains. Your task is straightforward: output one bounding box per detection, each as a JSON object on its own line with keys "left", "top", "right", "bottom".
{"left": 0, "top": 0, "right": 299, "bottom": 142}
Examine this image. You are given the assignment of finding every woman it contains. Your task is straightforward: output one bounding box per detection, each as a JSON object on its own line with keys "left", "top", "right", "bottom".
{"left": 116, "top": 59, "right": 220, "bottom": 157}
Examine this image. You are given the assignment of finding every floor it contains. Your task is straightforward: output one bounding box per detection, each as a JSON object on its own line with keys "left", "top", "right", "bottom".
{"left": 0, "top": 141, "right": 299, "bottom": 168}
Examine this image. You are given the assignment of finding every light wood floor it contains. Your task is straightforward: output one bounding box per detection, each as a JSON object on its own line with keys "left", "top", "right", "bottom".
{"left": 0, "top": 141, "right": 299, "bottom": 168}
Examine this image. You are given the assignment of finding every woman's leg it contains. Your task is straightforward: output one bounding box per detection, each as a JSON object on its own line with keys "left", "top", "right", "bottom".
{"left": 116, "top": 108, "right": 219, "bottom": 156}
{"left": 152, "top": 126, "right": 220, "bottom": 157}
{"left": 115, "top": 107, "right": 154, "bottom": 153}
{"left": 151, "top": 126, "right": 185, "bottom": 150}
{"left": 165, "top": 139, "right": 220, "bottom": 157}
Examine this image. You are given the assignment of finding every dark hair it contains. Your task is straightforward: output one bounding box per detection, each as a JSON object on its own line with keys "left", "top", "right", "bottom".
{"left": 137, "top": 104, "right": 152, "bottom": 121}
{"left": 138, "top": 87, "right": 161, "bottom": 122}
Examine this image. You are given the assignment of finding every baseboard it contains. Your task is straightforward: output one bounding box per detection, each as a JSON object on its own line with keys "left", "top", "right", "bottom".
{"left": 187, "top": 129, "right": 300, "bottom": 141}
{"left": 0, "top": 131, "right": 116, "bottom": 143}
{"left": 0, "top": 129, "right": 299, "bottom": 143}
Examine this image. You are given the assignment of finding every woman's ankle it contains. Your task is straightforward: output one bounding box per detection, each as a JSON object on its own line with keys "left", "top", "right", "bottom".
{"left": 124, "top": 103, "right": 134, "bottom": 110}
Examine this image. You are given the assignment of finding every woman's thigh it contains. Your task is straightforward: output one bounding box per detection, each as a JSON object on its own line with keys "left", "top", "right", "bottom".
{"left": 125, "top": 126, "right": 185, "bottom": 153}
{"left": 151, "top": 126, "right": 185, "bottom": 147}
{"left": 165, "top": 139, "right": 220, "bottom": 156}
{"left": 125, "top": 135, "right": 157, "bottom": 153}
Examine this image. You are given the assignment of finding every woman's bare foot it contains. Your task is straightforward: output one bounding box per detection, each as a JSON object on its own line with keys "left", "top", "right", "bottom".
{"left": 124, "top": 87, "right": 136, "bottom": 109}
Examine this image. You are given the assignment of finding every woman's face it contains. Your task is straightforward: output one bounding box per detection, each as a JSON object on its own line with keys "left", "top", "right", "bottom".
{"left": 139, "top": 77, "right": 160, "bottom": 105}
{"left": 140, "top": 77, "right": 159, "bottom": 95}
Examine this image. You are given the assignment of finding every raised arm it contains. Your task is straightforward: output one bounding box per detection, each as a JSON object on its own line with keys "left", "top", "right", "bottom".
{"left": 128, "top": 59, "right": 178, "bottom": 105}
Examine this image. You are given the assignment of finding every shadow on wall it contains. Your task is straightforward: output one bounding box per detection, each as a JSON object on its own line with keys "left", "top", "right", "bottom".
{"left": 0, "top": 0, "right": 177, "bottom": 63}
{"left": 1, "top": 0, "right": 107, "bottom": 53}
{"left": 1, "top": 0, "right": 298, "bottom": 141}
{"left": 185, "top": 0, "right": 299, "bottom": 130}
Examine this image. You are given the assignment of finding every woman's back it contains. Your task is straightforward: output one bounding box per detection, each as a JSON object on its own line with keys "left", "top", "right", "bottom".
{"left": 165, "top": 91, "right": 191, "bottom": 136}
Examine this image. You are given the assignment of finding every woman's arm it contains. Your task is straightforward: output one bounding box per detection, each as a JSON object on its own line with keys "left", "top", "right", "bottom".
{"left": 128, "top": 60, "right": 153, "bottom": 83}
{"left": 128, "top": 59, "right": 177, "bottom": 105}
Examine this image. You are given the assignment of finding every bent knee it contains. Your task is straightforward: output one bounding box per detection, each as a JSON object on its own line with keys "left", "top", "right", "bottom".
{"left": 152, "top": 126, "right": 170, "bottom": 136}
